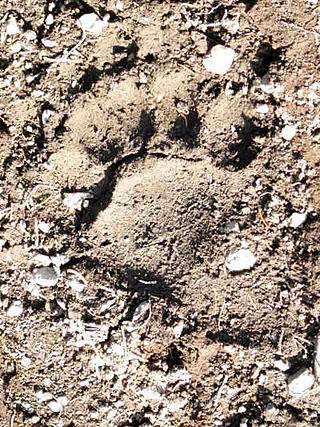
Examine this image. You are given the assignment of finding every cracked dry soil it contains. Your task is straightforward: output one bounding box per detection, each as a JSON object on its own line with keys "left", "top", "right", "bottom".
{"left": 0, "top": 0, "right": 320, "bottom": 426}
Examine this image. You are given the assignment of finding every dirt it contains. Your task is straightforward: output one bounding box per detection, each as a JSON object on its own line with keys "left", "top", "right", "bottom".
{"left": 0, "top": 0, "right": 319, "bottom": 426}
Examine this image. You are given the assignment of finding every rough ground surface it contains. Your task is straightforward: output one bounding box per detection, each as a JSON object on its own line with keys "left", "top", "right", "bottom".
{"left": 0, "top": 0, "right": 319, "bottom": 426}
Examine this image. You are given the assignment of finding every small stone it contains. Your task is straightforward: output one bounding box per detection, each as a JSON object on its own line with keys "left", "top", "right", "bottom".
{"left": 281, "top": 125, "right": 297, "bottom": 141}
{"left": 24, "top": 30, "right": 37, "bottom": 41}
{"left": 6, "top": 16, "right": 20, "bottom": 35}
{"left": 31, "top": 254, "right": 52, "bottom": 266}
{"left": 226, "top": 249, "right": 257, "bottom": 272}
{"left": 256, "top": 104, "right": 269, "bottom": 114}
{"left": 7, "top": 300, "right": 23, "bottom": 317}
{"left": 63, "top": 192, "right": 92, "bottom": 211}
{"left": 274, "top": 359, "right": 290, "bottom": 372}
{"left": 41, "top": 109, "right": 55, "bottom": 125}
{"left": 45, "top": 14, "right": 54, "bottom": 26}
{"left": 173, "top": 321, "right": 184, "bottom": 338}
{"left": 48, "top": 399, "right": 63, "bottom": 413}
{"left": 31, "top": 416, "right": 40, "bottom": 425}
{"left": 32, "top": 266, "right": 59, "bottom": 287}
{"left": 77, "top": 13, "right": 109, "bottom": 35}
{"left": 9, "top": 41, "right": 22, "bottom": 54}
{"left": 288, "top": 367, "right": 314, "bottom": 396}
{"left": 21, "top": 355, "right": 32, "bottom": 368}
{"left": 38, "top": 221, "right": 50, "bottom": 233}
{"left": 220, "top": 222, "right": 240, "bottom": 234}
{"left": 289, "top": 212, "right": 307, "bottom": 228}
{"left": 203, "top": 45, "right": 235, "bottom": 75}
{"left": 68, "top": 278, "right": 85, "bottom": 293}
{"left": 41, "top": 38, "right": 57, "bottom": 48}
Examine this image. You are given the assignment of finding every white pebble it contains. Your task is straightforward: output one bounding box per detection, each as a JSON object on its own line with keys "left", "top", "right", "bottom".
{"left": 41, "top": 109, "right": 55, "bottom": 125}
{"left": 6, "top": 16, "right": 20, "bottom": 35}
{"left": 41, "top": 39, "right": 57, "bottom": 48}
{"left": 63, "top": 192, "right": 92, "bottom": 211}
{"left": 68, "top": 278, "right": 85, "bottom": 293}
{"left": 38, "top": 221, "right": 50, "bottom": 233}
{"left": 290, "top": 212, "right": 307, "bottom": 228}
{"left": 288, "top": 368, "right": 314, "bottom": 396}
{"left": 31, "top": 254, "right": 52, "bottom": 266}
{"left": 32, "top": 266, "right": 59, "bottom": 287}
{"left": 173, "top": 321, "right": 184, "bottom": 338}
{"left": 7, "top": 300, "right": 23, "bottom": 317}
{"left": 24, "top": 30, "right": 37, "bottom": 41}
{"left": 281, "top": 125, "right": 297, "bottom": 141}
{"left": 255, "top": 104, "right": 269, "bottom": 114}
{"left": 9, "top": 42, "right": 22, "bottom": 54}
{"left": 77, "top": 13, "right": 109, "bottom": 36}
{"left": 203, "top": 45, "right": 235, "bottom": 75}
{"left": 47, "top": 399, "right": 63, "bottom": 413}
{"left": 21, "top": 355, "right": 32, "bottom": 368}
{"left": 226, "top": 249, "right": 257, "bottom": 272}
{"left": 274, "top": 359, "right": 290, "bottom": 372}
{"left": 45, "top": 14, "right": 54, "bottom": 26}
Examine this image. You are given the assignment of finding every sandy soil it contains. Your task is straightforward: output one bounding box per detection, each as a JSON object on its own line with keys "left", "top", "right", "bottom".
{"left": 0, "top": 0, "right": 319, "bottom": 426}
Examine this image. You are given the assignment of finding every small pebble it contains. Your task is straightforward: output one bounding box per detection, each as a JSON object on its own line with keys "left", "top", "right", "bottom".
{"left": 256, "top": 104, "right": 269, "bottom": 114}
{"left": 63, "top": 192, "right": 92, "bottom": 211}
{"left": 7, "top": 300, "right": 23, "bottom": 317}
{"left": 173, "top": 321, "right": 184, "bottom": 338}
{"left": 274, "top": 359, "right": 290, "bottom": 372}
{"left": 288, "top": 367, "right": 314, "bottom": 396}
{"left": 281, "top": 125, "right": 297, "bottom": 141}
{"left": 38, "top": 221, "right": 50, "bottom": 233}
{"left": 226, "top": 249, "right": 257, "bottom": 272}
{"left": 47, "top": 399, "right": 63, "bottom": 413}
{"left": 41, "top": 39, "right": 57, "bottom": 48}
{"left": 68, "top": 278, "right": 85, "bottom": 293}
{"left": 6, "top": 16, "right": 20, "bottom": 35}
{"left": 77, "top": 13, "right": 109, "bottom": 35}
{"left": 220, "top": 222, "right": 240, "bottom": 234}
{"left": 32, "top": 266, "right": 59, "bottom": 287}
{"left": 9, "top": 41, "right": 22, "bottom": 54}
{"left": 289, "top": 212, "right": 307, "bottom": 228}
{"left": 45, "top": 14, "right": 54, "bottom": 26}
{"left": 203, "top": 45, "right": 235, "bottom": 75}
{"left": 42, "top": 109, "right": 55, "bottom": 125}
{"left": 24, "top": 30, "right": 37, "bottom": 41}
{"left": 21, "top": 355, "right": 32, "bottom": 368}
